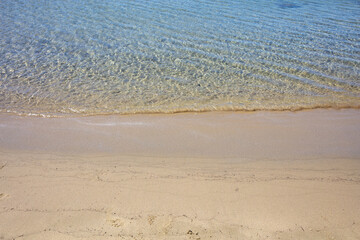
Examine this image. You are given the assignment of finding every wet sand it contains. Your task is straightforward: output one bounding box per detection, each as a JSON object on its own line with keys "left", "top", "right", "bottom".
{"left": 0, "top": 109, "right": 360, "bottom": 239}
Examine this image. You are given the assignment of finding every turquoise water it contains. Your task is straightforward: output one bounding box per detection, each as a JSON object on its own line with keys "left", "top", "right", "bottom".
{"left": 0, "top": 0, "right": 359, "bottom": 116}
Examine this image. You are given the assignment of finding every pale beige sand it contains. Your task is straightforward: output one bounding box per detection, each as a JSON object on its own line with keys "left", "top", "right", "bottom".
{"left": 0, "top": 109, "right": 360, "bottom": 239}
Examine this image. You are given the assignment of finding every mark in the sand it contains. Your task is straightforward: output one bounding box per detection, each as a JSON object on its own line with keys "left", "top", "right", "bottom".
{"left": 108, "top": 218, "right": 124, "bottom": 227}
{"left": 0, "top": 193, "right": 8, "bottom": 200}
{"left": 148, "top": 215, "right": 156, "bottom": 225}
{"left": 187, "top": 229, "right": 201, "bottom": 240}
{"left": 0, "top": 162, "right": 7, "bottom": 170}
{"left": 106, "top": 214, "right": 236, "bottom": 238}
{"left": 187, "top": 230, "right": 199, "bottom": 235}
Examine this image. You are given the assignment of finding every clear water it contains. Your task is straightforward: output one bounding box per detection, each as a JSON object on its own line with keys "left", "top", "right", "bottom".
{"left": 0, "top": 0, "right": 360, "bottom": 116}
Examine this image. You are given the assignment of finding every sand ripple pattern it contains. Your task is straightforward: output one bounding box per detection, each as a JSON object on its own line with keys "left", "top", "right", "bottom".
{"left": 0, "top": 0, "right": 360, "bottom": 115}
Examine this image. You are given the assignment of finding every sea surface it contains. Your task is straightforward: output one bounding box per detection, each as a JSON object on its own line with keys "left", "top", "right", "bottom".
{"left": 0, "top": 0, "right": 359, "bottom": 116}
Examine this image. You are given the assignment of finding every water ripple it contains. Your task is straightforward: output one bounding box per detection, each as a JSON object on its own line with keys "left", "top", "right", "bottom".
{"left": 0, "top": 0, "right": 359, "bottom": 115}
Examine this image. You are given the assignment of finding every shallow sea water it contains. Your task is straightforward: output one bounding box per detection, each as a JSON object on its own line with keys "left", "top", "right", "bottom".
{"left": 0, "top": 0, "right": 359, "bottom": 116}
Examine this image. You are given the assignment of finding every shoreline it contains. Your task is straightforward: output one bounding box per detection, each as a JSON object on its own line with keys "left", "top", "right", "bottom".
{"left": 1, "top": 109, "right": 360, "bottom": 239}
{"left": 2, "top": 105, "right": 360, "bottom": 118}
{"left": 0, "top": 109, "right": 360, "bottom": 159}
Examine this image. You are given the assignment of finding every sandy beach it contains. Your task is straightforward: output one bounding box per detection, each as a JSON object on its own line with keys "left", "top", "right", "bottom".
{"left": 1, "top": 109, "right": 360, "bottom": 239}
{"left": 1, "top": 0, "right": 359, "bottom": 239}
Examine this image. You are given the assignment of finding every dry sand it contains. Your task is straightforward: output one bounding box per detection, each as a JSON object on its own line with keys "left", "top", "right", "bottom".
{"left": 0, "top": 109, "right": 360, "bottom": 239}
